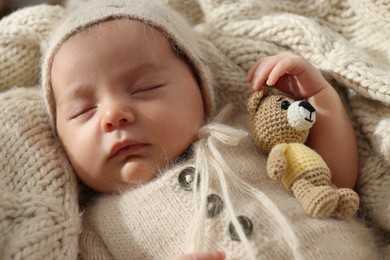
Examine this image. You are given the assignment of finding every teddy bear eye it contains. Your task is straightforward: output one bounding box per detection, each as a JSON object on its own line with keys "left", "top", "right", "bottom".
{"left": 281, "top": 100, "right": 291, "bottom": 110}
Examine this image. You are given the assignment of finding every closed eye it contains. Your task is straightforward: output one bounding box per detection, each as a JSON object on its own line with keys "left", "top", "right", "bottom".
{"left": 131, "top": 84, "right": 164, "bottom": 96}
{"left": 70, "top": 106, "right": 97, "bottom": 120}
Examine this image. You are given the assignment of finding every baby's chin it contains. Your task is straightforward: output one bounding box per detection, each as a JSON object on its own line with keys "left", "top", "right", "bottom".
{"left": 118, "top": 159, "right": 161, "bottom": 188}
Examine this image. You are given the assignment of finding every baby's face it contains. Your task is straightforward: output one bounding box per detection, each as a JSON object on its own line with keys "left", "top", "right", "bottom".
{"left": 51, "top": 19, "right": 204, "bottom": 192}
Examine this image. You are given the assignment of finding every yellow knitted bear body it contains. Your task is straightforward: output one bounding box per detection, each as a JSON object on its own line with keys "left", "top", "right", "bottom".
{"left": 247, "top": 91, "right": 359, "bottom": 219}
{"left": 279, "top": 143, "right": 329, "bottom": 189}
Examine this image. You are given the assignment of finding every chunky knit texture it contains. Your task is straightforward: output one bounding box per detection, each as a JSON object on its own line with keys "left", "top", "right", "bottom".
{"left": 1, "top": 0, "right": 390, "bottom": 258}
{"left": 0, "top": 88, "right": 81, "bottom": 260}
{"left": 0, "top": 5, "right": 81, "bottom": 260}
{"left": 0, "top": 5, "right": 65, "bottom": 91}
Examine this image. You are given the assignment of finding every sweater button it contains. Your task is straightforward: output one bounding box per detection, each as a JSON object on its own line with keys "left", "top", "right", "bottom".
{"left": 178, "top": 166, "right": 198, "bottom": 191}
{"left": 228, "top": 215, "right": 253, "bottom": 241}
{"left": 207, "top": 194, "right": 224, "bottom": 218}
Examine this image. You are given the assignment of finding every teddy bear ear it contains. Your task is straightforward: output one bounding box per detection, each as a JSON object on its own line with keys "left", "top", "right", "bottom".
{"left": 247, "top": 90, "right": 266, "bottom": 115}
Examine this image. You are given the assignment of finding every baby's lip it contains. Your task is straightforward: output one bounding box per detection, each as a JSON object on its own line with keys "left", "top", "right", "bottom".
{"left": 108, "top": 140, "right": 148, "bottom": 159}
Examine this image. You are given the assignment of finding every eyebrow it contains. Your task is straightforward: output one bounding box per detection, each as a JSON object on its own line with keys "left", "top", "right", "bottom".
{"left": 57, "top": 83, "right": 94, "bottom": 108}
{"left": 127, "top": 62, "right": 169, "bottom": 76}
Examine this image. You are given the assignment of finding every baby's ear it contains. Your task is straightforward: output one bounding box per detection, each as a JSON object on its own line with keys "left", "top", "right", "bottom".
{"left": 247, "top": 90, "right": 265, "bottom": 115}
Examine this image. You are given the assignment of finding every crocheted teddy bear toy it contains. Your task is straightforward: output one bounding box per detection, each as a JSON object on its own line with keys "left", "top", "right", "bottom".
{"left": 247, "top": 90, "right": 359, "bottom": 219}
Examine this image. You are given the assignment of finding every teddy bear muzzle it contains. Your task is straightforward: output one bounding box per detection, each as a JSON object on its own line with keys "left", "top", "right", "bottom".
{"left": 287, "top": 100, "right": 316, "bottom": 131}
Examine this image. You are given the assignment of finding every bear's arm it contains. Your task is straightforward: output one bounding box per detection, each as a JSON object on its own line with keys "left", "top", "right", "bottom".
{"left": 267, "top": 143, "right": 289, "bottom": 180}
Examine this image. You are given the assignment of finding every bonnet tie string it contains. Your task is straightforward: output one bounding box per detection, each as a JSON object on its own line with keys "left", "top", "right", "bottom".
{"left": 186, "top": 105, "right": 303, "bottom": 260}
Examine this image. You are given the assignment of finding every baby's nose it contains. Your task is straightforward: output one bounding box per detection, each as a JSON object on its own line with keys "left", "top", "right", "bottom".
{"left": 101, "top": 105, "right": 135, "bottom": 132}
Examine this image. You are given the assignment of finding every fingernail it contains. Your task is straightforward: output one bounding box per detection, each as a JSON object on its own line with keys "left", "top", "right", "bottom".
{"left": 250, "top": 84, "right": 255, "bottom": 92}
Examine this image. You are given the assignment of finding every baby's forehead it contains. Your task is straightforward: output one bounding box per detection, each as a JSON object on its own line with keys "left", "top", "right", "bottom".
{"left": 51, "top": 18, "right": 172, "bottom": 70}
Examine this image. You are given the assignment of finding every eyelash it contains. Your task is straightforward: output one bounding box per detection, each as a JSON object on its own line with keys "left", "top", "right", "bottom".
{"left": 70, "top": 106, "right": 96, "bottom": 120}
{"left": 131, "top": 84, "right": 163, "bottom": 95}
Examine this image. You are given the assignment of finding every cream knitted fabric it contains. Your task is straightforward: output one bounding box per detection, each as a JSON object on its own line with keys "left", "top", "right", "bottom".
{"left": 0, "top": 5, "right": 81, "bottom": 259}
{"left": 0, "top": 5, "right": 65, "bottom": 92}
{"left": 41, "top": 0, "right": 216, "bottom": 129}
{"left": 0, "top": 87, "right": 81, "bottom": 259}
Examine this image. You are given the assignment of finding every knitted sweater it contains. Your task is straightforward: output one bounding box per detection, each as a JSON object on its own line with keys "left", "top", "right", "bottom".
{"left": 79, "top": 113, "right": 379, "bottom": 260}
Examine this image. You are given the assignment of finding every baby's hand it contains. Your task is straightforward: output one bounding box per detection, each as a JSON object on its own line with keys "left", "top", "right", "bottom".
{"left": 247, "top": 52, "right": 328, "bottom": 99}
{"left": 174, "top": 251, "right": 225, "bottom": 260}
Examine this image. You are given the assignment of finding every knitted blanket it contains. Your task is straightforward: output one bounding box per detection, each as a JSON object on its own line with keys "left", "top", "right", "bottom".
{"left": 0, "top": 5, "right": 81, "bottom": 260}
{"left": 1, "top": 0, "right": 390, "bottom": 258}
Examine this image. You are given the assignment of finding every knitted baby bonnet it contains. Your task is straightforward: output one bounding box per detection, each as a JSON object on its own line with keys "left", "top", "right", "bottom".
{"left": 41, "top": 0, "right": 216, "bottom": 129}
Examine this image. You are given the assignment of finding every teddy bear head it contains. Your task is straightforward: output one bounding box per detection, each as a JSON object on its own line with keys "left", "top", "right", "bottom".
{"left": 247, "top": 91, "right": 316, "bottom": 153}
